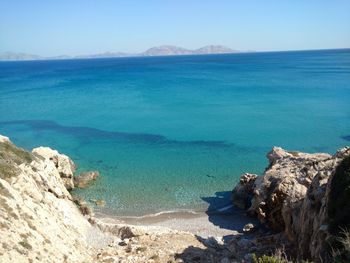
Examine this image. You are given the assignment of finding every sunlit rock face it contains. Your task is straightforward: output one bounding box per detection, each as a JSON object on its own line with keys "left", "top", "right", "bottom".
{"left": 232, "top": 146, "right": 350, "bottom": 262}
{"left": 0, "top": 137, "right": 92, "bottom": 262}
{"left": 32, "top": 146, "right": 76, "bottom": 190}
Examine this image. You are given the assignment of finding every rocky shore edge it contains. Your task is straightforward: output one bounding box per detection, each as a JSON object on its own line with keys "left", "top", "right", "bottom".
{"left": 0, "top": 134, "right": 349, "bottom": 262}
{"left": 231, "top": 146, "right": 350, "bottom": 262}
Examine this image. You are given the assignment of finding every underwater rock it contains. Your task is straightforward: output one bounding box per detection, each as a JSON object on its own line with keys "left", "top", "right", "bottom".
{"left": 74, "top": 171, "right": 100, "bottom": 188}
{"left": 90, "top": 199, "right": 106, "bottom": 207}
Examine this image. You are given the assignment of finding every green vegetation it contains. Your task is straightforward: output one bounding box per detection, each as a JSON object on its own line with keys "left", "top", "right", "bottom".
{"left": 252, "top": 250, "right": 313, "bottom": 263}
{"left": 0, "top": 142, "right": 34, "bottom": 164}
{"left": 329, "top": 228, "right": 350, "bottom": 263}
{"left": 0, "top": 141, "right": 34, "bottom": 180}
{"left": 253, "top": 253, "right": 292, "bottom": 263}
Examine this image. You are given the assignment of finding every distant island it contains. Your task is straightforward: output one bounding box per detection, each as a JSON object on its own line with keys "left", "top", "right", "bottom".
{"left": 0, "top": 45, "right": 240, "bottom": 61}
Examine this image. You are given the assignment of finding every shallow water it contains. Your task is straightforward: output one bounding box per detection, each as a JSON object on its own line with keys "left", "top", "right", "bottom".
{"left": 1, "top": 49, "right": 349, "bottom": 215}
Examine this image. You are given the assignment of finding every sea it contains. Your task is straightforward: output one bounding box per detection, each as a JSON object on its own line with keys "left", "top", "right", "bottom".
{"left": 0, "top": 49, "right": 349, "bottom": 216}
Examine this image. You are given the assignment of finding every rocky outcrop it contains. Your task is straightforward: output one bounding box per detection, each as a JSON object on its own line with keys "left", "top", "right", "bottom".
{"left": 0, "top": 135, "right": 11, "bottom": 143}
{"left": 232, "top": 146, "right": 350, "bottom": 262}
{"left": 231, "top": 173, "right": 257, "bottom": 209}
{"left": 32, "top": 146, "right": 76, "bottom": 190}
{"left": 74, "top": 171, "right": 100, "bottom": 188}
{"left": 0, "top": 138, "right": 92, "bottom": 262}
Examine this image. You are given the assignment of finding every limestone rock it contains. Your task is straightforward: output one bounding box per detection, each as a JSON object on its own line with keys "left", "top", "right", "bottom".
{"left": 74, "top": 171, "right": 100, "bottom": 188}
{"left": 232, "top": 146, "right": 350, "bottom": 262}
{"left": 232, "top": 173, "right": 257, "bottom": 209}
{"left": 1, "top": 139, "right": 92, "bottom": 262}
{"left": 240, "top": 147, "right": 336, "bottom": 230}
{"left": 32, "top": 146, "right": 76, "bottom": 190}
{"left": 0, "top": 135, "right": 11, "bottom": 143}
{"left": 90, "top": 199, "right": 106, "bottom": 207}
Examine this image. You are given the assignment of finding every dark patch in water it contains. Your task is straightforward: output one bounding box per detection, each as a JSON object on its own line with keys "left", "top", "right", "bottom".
{"left": 1, "top": 120, "right": 165, "bottom": 142}
{"left": 0, "top": 119, "right": 237, "bottom": 149}
{"left": 341, "top": 135, "right": 350, "bottom": 142}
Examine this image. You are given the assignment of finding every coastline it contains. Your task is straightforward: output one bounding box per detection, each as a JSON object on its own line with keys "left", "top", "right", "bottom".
{"left": 2, "top": 48, "right": 349, "bottom": 218}
{"left": 1, "top": 134, "right": 349, "bottom": 262}
{"left": 95, "top": 205, "right": 257, "bottom": 238}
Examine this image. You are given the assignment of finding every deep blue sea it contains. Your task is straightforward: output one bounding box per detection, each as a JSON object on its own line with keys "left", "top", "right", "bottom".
{"left": 1, "top": 49, "right": 349, "bottom": 216}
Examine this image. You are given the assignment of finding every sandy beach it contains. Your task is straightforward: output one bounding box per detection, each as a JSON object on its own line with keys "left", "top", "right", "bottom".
{"left": 96, "top": 205, "right": 257, "bottom": 238}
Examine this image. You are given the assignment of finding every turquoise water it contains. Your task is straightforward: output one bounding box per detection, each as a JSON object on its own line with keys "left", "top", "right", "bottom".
{"left": 0, "top": 49, "right": 350, "bottom": 215}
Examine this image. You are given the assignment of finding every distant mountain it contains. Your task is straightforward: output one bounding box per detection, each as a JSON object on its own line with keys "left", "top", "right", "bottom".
{"left": 194, "top": 45, "right": 238, "bottom": 54}
{"left": 0, "top": 45, "right": 240, "bottom": 61}
{"left": 141, "top": 45, "right": 193, "bottom": 56}
{"left": 0, "top": 52, "right": 43, "bottom": 61}
{"left": 141, "top": 45, "right": 237, "bottom": 56}
{"left": 75, "top": 52, "right": 130, "bottom": 59}
{"left": 48, "top": 55, "right": 72, "bottom": 60}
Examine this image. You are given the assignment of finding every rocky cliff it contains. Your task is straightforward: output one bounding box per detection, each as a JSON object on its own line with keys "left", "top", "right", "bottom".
{"left": 0, "top": 135, "right": 93, "bottom": 262}
{"left": 0, "top": 135, "right": 232, "bottom": 263}
{"left": 232, "top": 146, "right": 350, "bottom": 262}
{"left": 1, "top": 133, "right": 349, "bottom": 262}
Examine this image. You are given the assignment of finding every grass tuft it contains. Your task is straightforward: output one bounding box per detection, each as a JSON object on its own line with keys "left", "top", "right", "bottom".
{"left": 253, "top": 249, "right": 313, "bottom": 263}
{"left": 0, "top": 142, "right": 35, "bottom": 180}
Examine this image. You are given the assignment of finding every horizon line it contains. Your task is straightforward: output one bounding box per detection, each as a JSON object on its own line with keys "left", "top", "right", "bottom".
{"left": 0, "top": 47, "right": 349, "bottom": 62}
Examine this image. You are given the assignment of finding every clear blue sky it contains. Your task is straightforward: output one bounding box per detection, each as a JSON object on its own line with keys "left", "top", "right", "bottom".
{"left": 1, "top": 0, "right": 349, "bottom": 56}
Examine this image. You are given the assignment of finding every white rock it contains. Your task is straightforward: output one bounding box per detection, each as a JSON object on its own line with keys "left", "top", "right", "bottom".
{"left": 0, "top": 149, "right": 92, "bottom": 262}
{"left": 0, "top": 134, "right": 11, "bottom": 143}
{"left": 32, "top": 146, "right": 76, "bottom": 190}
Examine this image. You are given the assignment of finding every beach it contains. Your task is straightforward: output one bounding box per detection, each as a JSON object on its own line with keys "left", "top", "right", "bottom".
{"left": 1, "top": 134, "right": 349, "bottom": 262}
{"left": 96, "top": 206, "right": 258, "bottom": 238}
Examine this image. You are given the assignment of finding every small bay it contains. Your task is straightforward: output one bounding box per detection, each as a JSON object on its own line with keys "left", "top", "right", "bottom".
{"left": 0, "top": 49, "right": 349, "bottom": 215}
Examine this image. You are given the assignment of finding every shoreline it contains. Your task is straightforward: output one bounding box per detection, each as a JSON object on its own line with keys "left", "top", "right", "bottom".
{"left": 2, "top": 134, "right": 349, "bottom": 262}
{"left": 95, "top": 205, "right": 257, "bottom": 238}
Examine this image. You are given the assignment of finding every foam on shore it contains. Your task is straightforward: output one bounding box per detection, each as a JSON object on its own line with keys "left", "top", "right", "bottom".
{"left": 95, "top": 205, "right": 255, "bottom": 238}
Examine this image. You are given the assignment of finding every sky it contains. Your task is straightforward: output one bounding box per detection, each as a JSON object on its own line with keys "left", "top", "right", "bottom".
{"left": 0, "top": 0, "right": 349, "bottom": 56}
